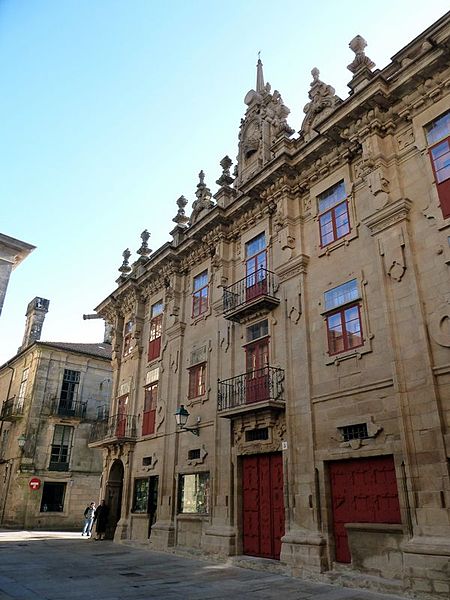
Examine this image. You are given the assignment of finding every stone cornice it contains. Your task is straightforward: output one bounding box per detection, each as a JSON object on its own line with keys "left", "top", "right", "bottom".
{"left": 276, "top": 254, "right": 310, "bottom": 282}
{"left": 362, "top": 198, "right": 412, "bottom": 235}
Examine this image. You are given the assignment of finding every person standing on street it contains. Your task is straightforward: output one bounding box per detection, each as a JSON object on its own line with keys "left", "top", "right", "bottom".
{"left": 93, "top": 499, "right": 109, "bottom": 540}
{"left": 81, "top": 502, "right": 96, "bottom": 537}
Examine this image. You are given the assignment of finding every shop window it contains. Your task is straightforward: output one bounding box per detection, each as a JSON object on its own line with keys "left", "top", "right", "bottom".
{"left": 123, "top": 319, "right": 134, "bottom": 356}
{"left": 192, "top": 271, "right": 208, "bottom": 318}
{"left": 324, "top": 280, "right": 363, "bottom": 355}
{"left": 188, "top": 363, "right": 206, "bottom": 399}
{"left": 425, "top": 111, "right": 450, "bottom": 218}
{"left": 148, "top": 300, "right": 163, "bottom": 361}
{"left": 178, "top": 472, "right": 210, "bottom": 514}
{"left": 40, "top": 482, "right": 66, "bottom": 512}
{"left": 132, "top": 478, "right": 149, "bottom": 513}
{"left": 49, "top": 425, "right": 73, "bottom": 471}
{"left": 318, "top": 181, "right": 350, "bottom": 246}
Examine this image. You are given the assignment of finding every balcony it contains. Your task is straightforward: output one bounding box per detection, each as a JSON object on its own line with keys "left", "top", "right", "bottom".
{"left": 222, "top": 269, "right": 280, "bottom": 322}
{"left": 89, "top": 413, "right": 137, "bottom": 447}
{"left": 50, "top": 399, "right": 87, "bottom": 420}
{"left": 0, "top": 397, "right": 24, "bottom": 421}
{"left": 218, "top": 366, "right": 285, "bottom": 418}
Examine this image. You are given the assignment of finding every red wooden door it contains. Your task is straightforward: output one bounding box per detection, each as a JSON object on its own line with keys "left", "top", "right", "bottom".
{"left": 116, "top": 395, "right": 127, "bottom": 437}
{"left": 242, "top": 453, "right": 285, "bottom": 559}
{"left": 246, "top": 250, "right": 267, "bottom": 301}
{"left": 330, "top": 455, "right": 401, "bottom": 563}
{"left": 245, "top": 339, "right": 269, "bottom": 404}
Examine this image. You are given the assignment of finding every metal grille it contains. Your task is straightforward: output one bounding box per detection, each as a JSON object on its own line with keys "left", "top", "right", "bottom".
{"left": 188, "top": 449, "right": 201, "bottom": 460}
{"left": 245, "top": 428, "right": 269, "bottom": 442}
{"left": 340, "top": 423, "right": 368, "bottom": 442}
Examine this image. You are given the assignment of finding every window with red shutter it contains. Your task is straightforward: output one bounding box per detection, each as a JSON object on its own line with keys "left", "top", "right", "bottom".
{"left": 192, "top": 271, "right": 208, "bottom": 318}
{"left": 188, "top": 364, "right": 206, "bottom": 398}
{"left": 148, "top": 301, "right": 163, "bottom": 361}
{"left": 318, "top": 181, "right": 350, "bottom": 247}
{"left": 324, "top": 280, "right": 363, "bottom": 355}
{"left": 142, "top": 382, "right": 158, "bottom": 436}
{"left": 425, "top": 111, "right": 450, "bottom": 218}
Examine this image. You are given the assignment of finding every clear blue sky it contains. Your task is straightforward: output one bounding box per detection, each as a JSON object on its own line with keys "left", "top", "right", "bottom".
{"left": 0, "top": 0, "right": 448, "bottom": 363}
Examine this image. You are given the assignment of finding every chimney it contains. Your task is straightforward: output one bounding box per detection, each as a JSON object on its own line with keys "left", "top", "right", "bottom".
{"left": 20, "top": 297, "right": 50, "bottom": 351}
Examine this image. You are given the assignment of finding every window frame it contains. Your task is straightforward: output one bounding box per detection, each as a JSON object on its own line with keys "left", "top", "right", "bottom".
{"left": 148, "top": 301, "right": 163, "bottom": 361}
{"left": 49, "top": 424, "right": 74, "bottom": 470}
{"left": 40, "top": 482, "right": 66, "bottom": 513}
{"left": 142, "top": 381, "right": 158, "bottom": 436}
{"left": 188, "top": 363, "right": 206, "bottom": 399}
{"left": 323, "top": 280, "right": 364, "bottom": 356}
{"left": 192, "top": 271, "right": 209, "bottom": 318}
{"left": 318, "top": 181, "right": 350, "bottom": 247}
{"left": 425, "top": 111, "right": 450, "bottom": 218}
{"left": 178, "top": 472, "right": 210, "bottom": 515}
{"left": 123, "top": 319, "right": 134, "bottom": 357}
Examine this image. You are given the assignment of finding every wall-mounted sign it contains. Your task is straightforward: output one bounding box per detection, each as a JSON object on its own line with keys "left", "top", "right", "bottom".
{"left": 29, "top": 477, "right": 41, "bottom": 491}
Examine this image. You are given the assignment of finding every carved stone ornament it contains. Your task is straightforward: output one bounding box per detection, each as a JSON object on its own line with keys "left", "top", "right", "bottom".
{"left": 428, "top": 302, "right": 450, "bottom": 348}
{"left": 216, "top": 155, "right": 235, "bottom": 188}
{"left": 300, "top": 68, "right": 342, "bottom": 142}
{"left": 189, "top": 171, "right": 214, "bottom": 225}
{"left": 347, "top": 35, "right": 375, "bottom": 74}
{"left": 137, "top": 229, "right": 152, "bottom": 256}
{"left": 172, "top": 195, "right": 189, "bottom": 228}
{"left": 118, "top": 248, "right": 132, "bottom": 275}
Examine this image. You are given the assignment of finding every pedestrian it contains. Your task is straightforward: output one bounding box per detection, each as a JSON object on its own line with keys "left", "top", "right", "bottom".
{"left": 81, "top": 502, "right": 96, "bottom": 537}
{"left": 93, "top": 499, "right": 109, "bottom": 540}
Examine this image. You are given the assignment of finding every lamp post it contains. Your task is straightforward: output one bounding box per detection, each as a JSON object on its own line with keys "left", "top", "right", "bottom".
{"left": 17, "top": 434, "right": 27, "bottom": 451}
{"left": 174, "top": 405, "right": 199, "bottom": 436}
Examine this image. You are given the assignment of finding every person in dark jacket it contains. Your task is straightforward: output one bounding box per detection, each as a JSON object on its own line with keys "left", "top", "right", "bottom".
{"left": 93, "top": 499, "right": 109, "bottom": 540}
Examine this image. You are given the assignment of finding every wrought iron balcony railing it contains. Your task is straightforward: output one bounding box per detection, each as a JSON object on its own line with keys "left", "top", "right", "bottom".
{"left": 222, "top": 269, "right": 280, "bottom": 321}
{"left": 0, "top": 397, "right": 25, "bottom": 420}
{"left": 218, "top": 366, "right": 285, "bottom": 413}
{"left": 50, "top": 399, "right": 87, "bottom": 419}
{"left": 89, "top": 413, "right": 137, "bottom": 445}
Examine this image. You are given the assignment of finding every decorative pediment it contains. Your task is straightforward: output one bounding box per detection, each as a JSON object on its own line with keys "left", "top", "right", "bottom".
{"left": 300, "top": 68, "right": 342, "bottom": 142}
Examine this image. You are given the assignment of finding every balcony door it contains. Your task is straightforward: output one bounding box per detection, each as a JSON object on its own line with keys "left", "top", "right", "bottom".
{"left": 246, "top": 233, "right": 267, "bottom": 301}
{"left": 116, "top": 395, "right": 128, "bottom": 437}
{"left": 245, "top": 338, "right": 269, "bottom": 403}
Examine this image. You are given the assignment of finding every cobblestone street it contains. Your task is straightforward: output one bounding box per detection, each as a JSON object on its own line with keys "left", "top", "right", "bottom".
{"left": 0, "top": 531, "right": 407, "bottom": 600}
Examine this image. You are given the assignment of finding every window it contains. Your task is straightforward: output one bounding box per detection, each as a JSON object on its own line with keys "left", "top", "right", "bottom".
{"left": 123, "top": 319, "right": 134, "bottom": 356}
{"left": 324, "top": 280, "right": 363, "bottom": 355}
{"left": 178, "top": 472, "right": 210, "bottom": 514}
{"left": 339, "top": 423, "right": 369, "bottom": 442}
{"left": 17, "top": 368, "right": 29, "bottom": 410}
{"left": 188, "top": 364, "right": 206, "bottom": 398}
{"left": 132, "top": 478, "right": 149, "bottom": 513}
{"left": 148, "top": 301, "right": 163, "bottom": 361}
{"left": 49, "top": 425, "right": 73, "bottom": 471}
{"left": 192, "top": 271, "right": 208, "bottom": 318}
{"left": 425, "top": 111, "right": 450, "bottom": 218}
{"left": 246, "top": 319, "right": 269, "bottom": 343}
{"left": 40, "top": 482, "right": 66, "bottom": 512}
{"left": 245, "top": 233, "right": 267, "bottom": 299}
{"left": 188, "top": 449, "right": 201, "bottom": 460}
{"left": 142, "top": 369, "right": 158, "bottom": 436}
{"left": 318, "top": 181, "right": 350, "bottom": 246}
{"left": 245, "top": 428, "right": 269, "bottom": 441}
{"left": 59, "top": 369, "right": 80, "bottom": 410}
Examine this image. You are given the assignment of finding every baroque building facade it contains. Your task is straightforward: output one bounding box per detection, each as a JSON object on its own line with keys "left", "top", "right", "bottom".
{"left": 0, "top": 297, "right": 112, "bottom": 529}
{"left": 92, "top": 13, "right": 450, "bottom": 598}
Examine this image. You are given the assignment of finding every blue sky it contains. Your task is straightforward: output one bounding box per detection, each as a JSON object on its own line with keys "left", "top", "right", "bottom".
{"left": 0, "top": 0, "right": 448, "bottom": 363}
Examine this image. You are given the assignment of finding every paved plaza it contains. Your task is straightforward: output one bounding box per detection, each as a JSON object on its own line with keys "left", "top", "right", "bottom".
{"left": 0, "top": 530, "right": 406, "bottom": 600}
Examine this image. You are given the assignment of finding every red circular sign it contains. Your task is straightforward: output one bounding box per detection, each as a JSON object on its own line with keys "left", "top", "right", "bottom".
{"left": 29, "top": 477, "right": 41, "bottom": 491}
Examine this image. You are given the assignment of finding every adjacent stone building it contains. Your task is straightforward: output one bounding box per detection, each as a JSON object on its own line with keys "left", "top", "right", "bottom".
{"left": 0, "top": 298, "right": 112, "bottom": 530}
{"left": 0, "top": 233, "right": 35, "bottom": 317}
{"left": 91, "top": 13, "right": 450, "bottom": 598}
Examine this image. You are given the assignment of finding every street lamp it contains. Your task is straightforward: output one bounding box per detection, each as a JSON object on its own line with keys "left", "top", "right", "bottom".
{"left": 174, "top": 405, "right": 199, "bottom": 436}
{"left": 17, "top": 434, "right": 27, "bottom": 450}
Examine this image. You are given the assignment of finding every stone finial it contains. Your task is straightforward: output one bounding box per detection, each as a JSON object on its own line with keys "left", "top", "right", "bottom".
{"left": 216, "top": 155, "right": 235, "bottom": 187}
{"left": 172, "top": 195, "right": 189, "bottom": 227}
{"left": 300, "top": 68, "right": 342, "bottom": 140}
{"left": 347, "top": 35, "right": 375, "bottom": 74}
{"left": 189, "top": 171, "right": 214, "bottom": 225}
{"left": 137, "top": 229, "right": 151, "bottom": 256}
{"left": 256, "top": 55, "right": 265, "bottom": 93}
{"left": 118, "top": 248, "right": 132, "bottom": 275}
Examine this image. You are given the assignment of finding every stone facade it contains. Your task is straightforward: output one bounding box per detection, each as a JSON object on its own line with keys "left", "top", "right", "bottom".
{"left": 0, "top": 341, "right": 112, "bottom": 530}
{"left": 92, "top": 14, "right": 450, "bottom": 598}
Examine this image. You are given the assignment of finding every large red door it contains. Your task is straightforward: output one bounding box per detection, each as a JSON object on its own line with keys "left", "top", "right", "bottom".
{"left": 330, "top": 455, "right": 401, "bottom": 563}
{"left": 242, "top": 453, "right": 285, "bottom": 559}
